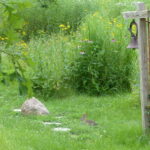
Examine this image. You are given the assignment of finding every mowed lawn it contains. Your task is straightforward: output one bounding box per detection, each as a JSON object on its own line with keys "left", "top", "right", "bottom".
{"left": 0, "top": 84, "right": 149, "bottom": 150}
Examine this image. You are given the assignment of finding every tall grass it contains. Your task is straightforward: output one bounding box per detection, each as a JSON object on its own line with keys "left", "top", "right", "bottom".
{"left": 27, "top": 34, "right": 79, "bottom": 97}
{"left": 0, "top": 0, "right": 142, "bottom": 97}
{"left": 21, "top": 0, "right": 99, "bottom": 37}
{"left": 69, "top": 12, "right": 137, "bottom": 95}
{"left": 25, "top": 13, "right": 137, "bottom": 96}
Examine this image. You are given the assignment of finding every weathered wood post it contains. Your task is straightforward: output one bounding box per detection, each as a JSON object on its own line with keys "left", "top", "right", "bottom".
{"left": 123, "top": 2, "right": 150, "bottom": 133}
{"left": 137, "top": 2, "right": 150, "bottom": 131}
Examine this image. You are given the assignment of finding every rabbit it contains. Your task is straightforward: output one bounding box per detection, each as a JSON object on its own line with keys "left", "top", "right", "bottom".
{"left": 80, "top": 114, "right": 97, "bottom": 126}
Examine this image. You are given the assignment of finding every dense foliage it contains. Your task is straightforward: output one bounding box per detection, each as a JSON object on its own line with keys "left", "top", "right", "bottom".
{"left": 69, "top": 14, "right": 136, "bottom": 95}
{"left": 0, "top": 0, "right": 138, "bottom": 97}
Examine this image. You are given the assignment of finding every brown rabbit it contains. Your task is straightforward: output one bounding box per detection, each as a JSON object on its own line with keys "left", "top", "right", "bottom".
{"left": 80, "top": 114, "right": 97, "bottom": 126}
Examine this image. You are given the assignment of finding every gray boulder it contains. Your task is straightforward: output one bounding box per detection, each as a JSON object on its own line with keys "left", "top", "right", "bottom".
{"left": 21, "top": 97, "right": 49, "bottom": 115}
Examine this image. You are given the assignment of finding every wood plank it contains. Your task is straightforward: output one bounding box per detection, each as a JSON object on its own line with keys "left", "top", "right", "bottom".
{"left": 136, "top": 2, "right": 150, "bottom": 132}
{"left": 122, "top": 10, "right": 150, "bottom": 19}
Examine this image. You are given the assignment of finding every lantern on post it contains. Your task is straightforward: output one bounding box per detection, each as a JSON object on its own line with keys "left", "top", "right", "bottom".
{"left": 123, "top": 2, "right": 150, "bottom": 133}
{"left": 127, "top": 19, "right": 138, "bottom": 49}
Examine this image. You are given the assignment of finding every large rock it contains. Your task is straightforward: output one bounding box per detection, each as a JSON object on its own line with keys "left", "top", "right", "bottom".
{"left": 21, "top": 97, "right": 50, "bottom": 115}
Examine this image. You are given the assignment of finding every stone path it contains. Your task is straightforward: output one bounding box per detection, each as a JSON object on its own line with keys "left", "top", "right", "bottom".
{"left": 42, "top": 121, "right": 62, "bottom": 125}
{"left": 12, "top": 108, "right": 71, "bottom": 132}
{"left": 42, "top": 116, "right": 71, "bottom": 132}
{"left": 53, "top": 127, "right": 71, "bottom": 132}
{"left": 13, "top": 108, "right": 21, "bottom": 112}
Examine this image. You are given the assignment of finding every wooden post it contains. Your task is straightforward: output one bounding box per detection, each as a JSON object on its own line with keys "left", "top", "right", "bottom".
{"left": 136, "top": 2, "right": 150, "bottom": 132}
{"left": 148, "top": 18, "right": 150, "bottom": 75}
{"left": 123, "top": 2, "right": 150, "bottom": 133}
{"left": 148, "top": 18, "right": 150, "bottom": 76}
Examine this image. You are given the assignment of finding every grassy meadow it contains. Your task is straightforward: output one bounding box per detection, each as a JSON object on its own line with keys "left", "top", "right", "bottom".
{"left": 1, "top": 84, "right": 150, "bottom": 150}
{"left": 0, "top": 0, "right": 150, "bottom": 149}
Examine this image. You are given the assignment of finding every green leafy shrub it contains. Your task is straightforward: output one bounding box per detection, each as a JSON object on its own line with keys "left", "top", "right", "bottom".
{"left": 69, "top": 13, "right": 136, "bottom": 95}
{"left": 0, "top": 0, "right": 33, "bottom": 43}
{"left": 0, "top": 42, "right": 33, "bottom": 97}
{"left": 0, "top": 0, "right": 34, "bottom": 97}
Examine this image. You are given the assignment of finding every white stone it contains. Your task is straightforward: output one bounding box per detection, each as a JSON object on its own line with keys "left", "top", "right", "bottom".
{"left": 55, "top": 116, "right": 64, "bottom": 119}
{"left": 21, "top": 97, "right": 49, "bottom": 115}
{"left": 53, "top": 127, "right": 71, "bottom": 132}
{"left": 13, "top": 109, "right": 21, "bottom": 112}
{"left": 43, "top": 122, "right": 62, "bottom": 125}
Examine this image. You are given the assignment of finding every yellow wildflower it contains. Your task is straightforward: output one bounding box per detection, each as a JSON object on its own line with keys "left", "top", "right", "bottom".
{"left": 22, "top": 31, "right": 26, "bottom": 36}
{"left": 21, "top": 42, "right": 28, "bottom": 48}
{"left": 59, "top": 24, "right": 70, "bottom": 31}
{"left": 0, "top": 36, "right": 9, "bottom": 41}
{"left": 67, "top": 25, "right": 70, "bottom": 29}
{"left": 113, "top": 18, "right": 117, "bottom": 23}
{"left": 62, "top": 27, "right": 68, "bottom": 30}
{"left": 59, "top": 24, "right": 66, "bottom": 28}
{"left": 22, "top": 51, "right": 28, "bottom": 56}
{"left": 16, "top": 41, "right": 28, "bottom": 49}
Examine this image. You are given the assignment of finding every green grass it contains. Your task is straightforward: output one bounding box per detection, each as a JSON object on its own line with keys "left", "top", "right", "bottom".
{"left": 0, "top": 84, "right": 149, "bottom": 150}
{"left": 0, "top": 1, "right": 150, "bottom": 149}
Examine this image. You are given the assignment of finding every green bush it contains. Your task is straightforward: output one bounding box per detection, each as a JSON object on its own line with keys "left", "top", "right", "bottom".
{"left": 69, "top": 13, "right": 137, "bottom": 95}
{"left": 0, "top": 0, "right": 139, "bottom": 97}
{"left": 21, "top": 0, "right": 98, "bottom": 38}
{"left": 0, "top": 0, "right": 33, "bottom": 44}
